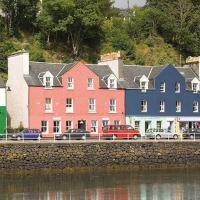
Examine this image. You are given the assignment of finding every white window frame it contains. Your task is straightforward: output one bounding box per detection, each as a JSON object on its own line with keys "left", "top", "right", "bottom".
{"left": 156, "top": 121, "right": 162, "bottom": 129}
{"left": 176, "top": 101, "right": 181, "bottom": 112}
{"left": 192, "top": 83, "right": 198, "bottom": 93}
{"left": 43, "top": 71, "right": 53, "bottom": 88}
{"left": 193, "top": 101, "right": 199, "bottom": 112}
{"left": 140, "top": 75, "right": 149, "bottom": 92}
{"left": 53, "top": 120, "right": 61, "bottom": 133}
{"left": 141, "top": 100, "right": 147, "bottom": 112}
{"left": 102, "top": 120, "right": 109, "bottom": 127}
{"left": 88, "top": 98, "right": 96, "bottom": 112}
{"left": 160, "top": 82, "right": 165, "bottom": 92}
{"left": 41, "top": 120, "right": 48, "bottom": 134}
{"left": 114, "top": 120, "right": 120, "bottom": 125}
{"left": 91, "top": 120, "right": 98, "bottom": 133}
{"left": 108, "top": 74, "right": 117, "bottom": 89}
{"left": 109, "top": 99, "right": 116, "bottom": 112}
{"left": 66, "top": 98, "right": 73, "bottom": 113}
{"left": 134, "top": 121, "right": 140, "bottom": 130}
{"left": 66, "top": 120, "right": 73, "bottom": 131}
{"left": 67, "top": 77, "right": 74, "bottom": 89}
{"left": 160, "top": 100, "right": 165, "bottom": 112}
{"left": 45, "top": 98, "right": 52, "bottom": 112}
{"left": 88, "top": 78, "right": 94, "bottom": 89}
{"left": 175, "top": 82, "right": 180, "bottom": 93}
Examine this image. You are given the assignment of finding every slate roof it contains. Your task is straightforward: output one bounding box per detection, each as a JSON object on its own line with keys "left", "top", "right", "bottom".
{"left": 24, "top": 61, "right": 199, "bottom": 90}
{"left": 121, "top": 64, "right": 198, "bottom": 90}
{"left": 24, "top": 62, "right": 122, "bottom": 88}
{"left": 0, "top": 76, "right": 5, "bottom": 88}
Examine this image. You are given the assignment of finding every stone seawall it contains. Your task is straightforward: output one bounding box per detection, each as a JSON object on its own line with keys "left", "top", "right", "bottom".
{"left": 0, "top": 142, "right": 200, "bottom": 169}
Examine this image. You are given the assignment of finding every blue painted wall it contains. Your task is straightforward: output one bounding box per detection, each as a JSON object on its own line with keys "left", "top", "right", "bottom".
{"left": 125, "top": 65, "right": 200, "bottom": 116}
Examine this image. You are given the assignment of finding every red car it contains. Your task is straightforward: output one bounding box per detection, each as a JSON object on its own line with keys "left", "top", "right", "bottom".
{"left": 102, "top": 125, "right": 141, "bottom": 140}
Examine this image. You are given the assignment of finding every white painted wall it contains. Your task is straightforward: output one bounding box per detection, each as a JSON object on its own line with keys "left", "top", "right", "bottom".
{"left": 0, "top": 88, "right": 6, "bottom": 106}
{"left": 7, "top": 51, "right": 29, "bottom": 128}
{"left": 98, "top": 59, "right": 120, "bottom": 78}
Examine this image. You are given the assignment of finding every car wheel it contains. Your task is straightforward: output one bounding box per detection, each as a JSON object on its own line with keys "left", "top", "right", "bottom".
{"left": 156, "top": 135, "right": 161, "bottom": 140}
{"left": 17, "top": 136, "right": 21, "bottom": 141}
{"left": 173, "top": 134, "right": 178, "bottom": 140}
{"left": 82, "top": 135, "right": 86, "bottom": 140}
{"left": 62, "top": 135, "right": 68, "bottom": 140}
{"left": 133, "top": 135, "right": 138, "bottom": 140}
{"left": 190, "top": 135, "right": 194, "bottom": 139}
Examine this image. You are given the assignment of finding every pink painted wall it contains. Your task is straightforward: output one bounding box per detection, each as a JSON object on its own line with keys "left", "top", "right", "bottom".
{"left": 29, "top": 62, "right": 125, "bottom": 136}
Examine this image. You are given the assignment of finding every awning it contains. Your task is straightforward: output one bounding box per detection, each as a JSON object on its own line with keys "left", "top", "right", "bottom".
{"left": 177, "top": 117, "right": 200, "bottom": 122}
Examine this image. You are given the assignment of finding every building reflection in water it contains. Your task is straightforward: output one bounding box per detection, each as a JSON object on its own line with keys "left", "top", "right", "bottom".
{"left": 1, "top": 168, "right": 200, "bottom": 200}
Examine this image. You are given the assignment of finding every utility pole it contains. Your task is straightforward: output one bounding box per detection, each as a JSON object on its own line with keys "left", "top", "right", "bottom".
{"left": 127, "top": 0, "right": 130, "bottom": 20}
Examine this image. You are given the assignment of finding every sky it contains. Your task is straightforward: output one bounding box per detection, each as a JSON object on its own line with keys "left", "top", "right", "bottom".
{"left": 114, "top": 0, "right": 146, "bottom": 8}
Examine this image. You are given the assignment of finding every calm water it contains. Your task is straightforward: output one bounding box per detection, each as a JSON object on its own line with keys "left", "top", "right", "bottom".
{"left": 0, "top": 168, "right": 200, "bottom": 200}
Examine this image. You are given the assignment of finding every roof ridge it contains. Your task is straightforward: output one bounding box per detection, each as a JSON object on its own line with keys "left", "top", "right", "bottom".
{"left": 30, "top": 61, "right": 74, "bottom": 65}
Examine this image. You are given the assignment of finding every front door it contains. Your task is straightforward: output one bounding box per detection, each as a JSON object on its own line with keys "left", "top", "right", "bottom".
{"left": 145, "top": 121, "right": 151, "bottom": 132}
{"left": 78, "top": 120, "right": 86, "bottom": 130}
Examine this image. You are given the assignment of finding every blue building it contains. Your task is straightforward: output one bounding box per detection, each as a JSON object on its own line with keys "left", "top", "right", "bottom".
{"left": 123, "top": 64, "right": 200, "bottom": 135}
{"left": 99, "top": 53, "right": 200, "bottom": 135}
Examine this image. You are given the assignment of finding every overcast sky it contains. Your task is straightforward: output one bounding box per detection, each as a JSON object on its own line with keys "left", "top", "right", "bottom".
{"left": 114, "top": 0, "right": 146, "bottom": 8}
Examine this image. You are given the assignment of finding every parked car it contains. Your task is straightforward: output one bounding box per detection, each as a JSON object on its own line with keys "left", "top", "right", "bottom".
{"left": 11, "top": 129, "right": 42, "bottom": 140}
{"left": 55, "top": 129, "right": 90, "bottom": 140}
{"left": 102, "top": 125, "right": 141, "bottom": 140}
{"left": 182, "top": 128, "right": 200, "bottom": 139}
{"left": 145, "top": 128, "right": 179, "bottom": 140}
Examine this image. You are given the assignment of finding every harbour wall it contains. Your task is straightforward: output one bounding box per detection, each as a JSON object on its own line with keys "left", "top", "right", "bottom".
{"left": 0, "top": 142, "right": 200, "bottom": 169}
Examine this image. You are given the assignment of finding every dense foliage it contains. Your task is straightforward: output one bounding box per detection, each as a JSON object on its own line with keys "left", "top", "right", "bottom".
{"left": 0, "top": 0, "right": 200, "bottom": 74}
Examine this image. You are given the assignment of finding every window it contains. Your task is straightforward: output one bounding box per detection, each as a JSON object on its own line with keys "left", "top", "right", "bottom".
{"left": 114, "top": 120, "right": 120, "bottom": 125}
{"left": 67, "top": 77, "right": 74, "bottom": 89}
{"left": 193, "top": 101, "right": 199, "bottom": 112}
{"left": 66, "top": 121, "right": 73, "bottom": 131}
{"left": 192, "top": 83, "right": 198, "bottom": 93}
{"left": 109, "top": 78, "right": 116, "bottom": 89}
{"left": 66, "top": 98, "right": 73, "bottom": 112}
{"left": 175, "top": 82, "right": 180, "bottom": 93}
{"left": 160, "top": 101, "right": 165, "bottom": 112}
{"left": 88, "top": 98, "right": 96, "bottom": 112}
{"left": 45, "top": 98, "right": 52, "bottom": 112}
{"left": 41, "top": 121, "right": 48, "bottom": 133}
{"left": 45, "top": 77, "right": 52, "bottom": 88}
{"left": 88, "top": 78, "right": 94, "bottom": 89}
{"left": 140, "top": 81, "right": 147, "bottom": 91}
{"left": 102, "top": 120, "right": 109, "bottom": 127}
{"left": 176, "top": 101, "right": 181, "bottom": 112}
{"left": 160, "top": 82, "right": 165, "bottom": 92}
{"left": 134, "top": 121, "right": 140, "bottom": 130}
{"left": 109, "top": 99, "right": 116, "bottom": 112}
{"left": 156, "top": 121, "right": 162, "bottom": 129}
{"left": 141, "top": 100, "right": 147, "bottom": 112}
{"left": 53, "top": 120, "right": 60, "bottom": 133}
{"left": 91, "top": 120, "right": 98, "bottom": 133}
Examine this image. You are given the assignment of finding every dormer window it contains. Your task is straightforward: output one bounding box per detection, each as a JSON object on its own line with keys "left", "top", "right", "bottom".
{"left": 192, "top": 83, "right": 198, "bottom": 93}
{"left": 191, "top": 78, "right": 199, "bottom": 93}
{"left": 140, "top": 75, "right": 149, "bottom": 92}
{"left": 108, "top": 74, "right": 117, "bottom": 89}
{"left": 43, "top": 71, "right": 53, "bottom": 88}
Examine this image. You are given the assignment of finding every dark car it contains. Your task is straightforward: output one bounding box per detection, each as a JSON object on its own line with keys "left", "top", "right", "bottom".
{"left": 55, "top": 129, "right": 90, "bottom": 140}
{"left": 182, "top": 128, "right": 200, "bottom": 139}
{"left": 11, "top": 129, "right": 42, "bottom": 140}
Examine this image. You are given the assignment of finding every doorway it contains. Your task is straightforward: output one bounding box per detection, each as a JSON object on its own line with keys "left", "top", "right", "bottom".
{"left": 145, "top": 121, "right": 151, "bottom": 132}
{"left": 78, "top": 120, "right": 86, "bottom": 130}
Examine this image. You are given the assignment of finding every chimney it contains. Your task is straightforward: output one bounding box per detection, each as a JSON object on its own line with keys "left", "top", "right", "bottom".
{"left": 186, "top": 56, "right": 200, "bottom": 78}
{"left": 98, "top": 51, "right": 124, "bottom": 79}
{"left": 8, "top": 50, "right": 29, "bottom": 76}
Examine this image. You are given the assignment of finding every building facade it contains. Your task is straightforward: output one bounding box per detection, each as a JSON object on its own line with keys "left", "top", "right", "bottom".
{"left": 124, "top": 64, "right": 200, "bottom": 135}
{"left": 0, "top": 77, "right": 6, "bottom": 134}
{"left": 7, "top": 51, "right": 125, "bottom": 136}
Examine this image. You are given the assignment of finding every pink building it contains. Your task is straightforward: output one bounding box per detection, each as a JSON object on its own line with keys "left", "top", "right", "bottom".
{"left": 7, "top": 51, "right": 125, "bottom": 136}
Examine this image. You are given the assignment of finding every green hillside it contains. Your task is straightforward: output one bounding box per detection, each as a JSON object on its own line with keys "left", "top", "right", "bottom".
{"left": 1, "top": 0, "right": 200, "bottom": 79}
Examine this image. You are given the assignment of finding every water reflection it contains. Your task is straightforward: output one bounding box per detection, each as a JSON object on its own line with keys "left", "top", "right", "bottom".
{"left": 0, "top": 168, "right": 200, "bottom": 200}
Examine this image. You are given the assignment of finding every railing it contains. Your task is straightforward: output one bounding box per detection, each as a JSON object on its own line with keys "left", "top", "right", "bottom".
{"left": 0, "top": 132, "right": 198, "bottom": 143}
